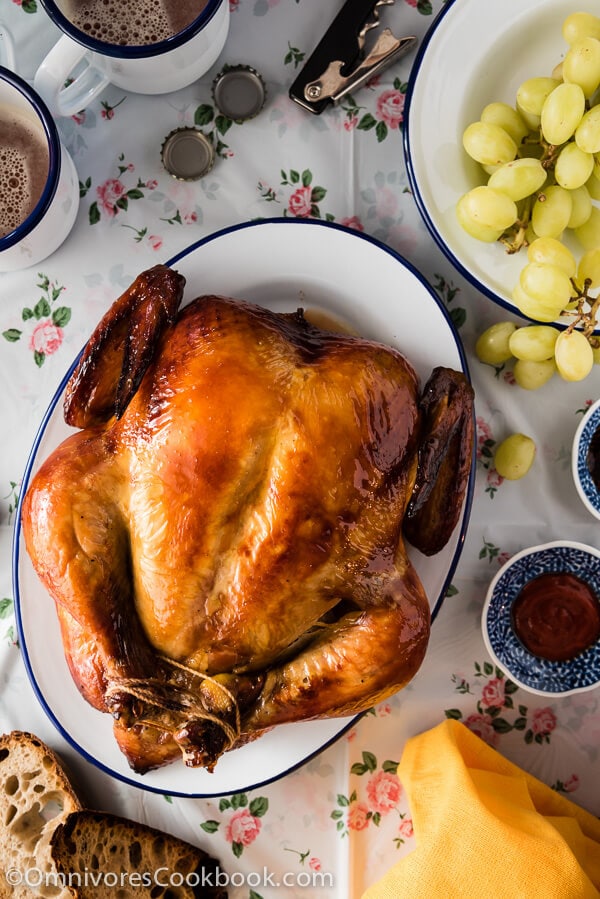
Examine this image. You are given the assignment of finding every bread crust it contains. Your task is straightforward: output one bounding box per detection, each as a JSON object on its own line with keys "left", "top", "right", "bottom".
{"left": 50, "top": 810, "right": 228, "bottom": 898}
{"left": 0, "top": 731, "right": 228, "bottom": 898}
{"left": 0, "top": 730, "right": 82, "bottom": 899}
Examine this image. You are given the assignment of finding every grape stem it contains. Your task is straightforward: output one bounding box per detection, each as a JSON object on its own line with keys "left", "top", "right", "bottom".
{"left": 520, "top": 132, "right": 559, "bottom": 170}
{"left": 565, "top": 278, "right": 600, "bottom": 347}
{"left": 499, "top": 196, "right": 534, "bottom": 254}
{"left": 499, "top": 131, "right": 559, "bottom": 253}
{"left": 539, "top": 141, "right": 560, "bottom": 171}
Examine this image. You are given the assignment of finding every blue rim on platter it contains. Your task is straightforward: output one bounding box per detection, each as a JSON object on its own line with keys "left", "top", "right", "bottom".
{"left": 483, "top": 541, "right": 600, "bottom": 697}
{"left": 12, "top": 217, "right": 475, "bottom": 796}
{"left": 572, "top": 399, "right": 600, "bottom": 521}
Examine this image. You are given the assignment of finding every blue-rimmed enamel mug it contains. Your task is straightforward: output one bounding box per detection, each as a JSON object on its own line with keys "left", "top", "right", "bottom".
{"left": 0, "top": 66, "right": 79, "bottom": 272}
{"left": 34, "top": 0, "right": 230, "bottom": 117}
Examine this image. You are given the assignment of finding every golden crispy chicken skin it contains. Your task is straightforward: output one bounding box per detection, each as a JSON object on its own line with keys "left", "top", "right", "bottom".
{"left": 21, "top": 265, "right": 474, "bottom": 773}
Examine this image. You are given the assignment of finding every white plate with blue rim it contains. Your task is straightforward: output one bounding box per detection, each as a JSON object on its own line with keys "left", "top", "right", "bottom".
{"left": 483, "top": 540, "right": 600, "bottom": 697}
{"left": 14, "top": 217, "right": 475, "bottom": 797}
{"left": 404, "top": 0, "right": 600, "bottom": 330}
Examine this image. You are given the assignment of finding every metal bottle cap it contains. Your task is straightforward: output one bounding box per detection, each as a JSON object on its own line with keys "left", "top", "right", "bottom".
{"left": 160, "top": 127, "right": 215, "bottom": 181}
{"left": 211, "top": 65, "right": 266, "bottom": 123}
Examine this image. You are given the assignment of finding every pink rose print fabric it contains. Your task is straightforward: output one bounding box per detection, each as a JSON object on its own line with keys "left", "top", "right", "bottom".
{"left": 2, "top": 274, "right": 71, "bottom": 367}
{"left": 348, "top": 803, "right": 370, "bottom": 832}
{"left": 224, "top": 808, "right": 262, "bottom": 846}
{"left": 288, "top": 185, "right": 313, "bottom": 218}
{"left": 366, "top": 770, "right": 402, "bottom": 815}
{"left": 376, "top": 89, "right": 405, "bottom": 129}
{"left": 96, "top": 178, "right": 127, "bottom": 217}
{"left": 201, "top": 794, "right": 268, "bottom": 858}
{"left": 28, "top": 321, "right": 63, "bottom": 356}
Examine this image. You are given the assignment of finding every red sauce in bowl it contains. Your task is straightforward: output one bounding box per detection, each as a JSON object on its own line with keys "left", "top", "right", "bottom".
{"left": 511, "top": 572, "right": 600, "bottom": 662}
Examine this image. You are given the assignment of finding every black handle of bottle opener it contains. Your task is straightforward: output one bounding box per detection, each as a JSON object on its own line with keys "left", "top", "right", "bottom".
{"left": 289, "top": 0, "right": 381, "bottom": 114}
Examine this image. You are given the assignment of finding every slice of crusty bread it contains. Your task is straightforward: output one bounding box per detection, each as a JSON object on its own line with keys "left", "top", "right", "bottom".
{"left": 0, "top": 731, "right": 82, "bottom": 899}
{"left": 50, "top": 810, "right": 228, "bottom": 899}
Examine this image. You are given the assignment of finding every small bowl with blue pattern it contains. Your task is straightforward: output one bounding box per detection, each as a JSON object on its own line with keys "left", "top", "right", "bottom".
{"left": 482, "top": 541, "right": 600, "bottom": 697}
{"left": 572, "top": 399, "right": 600, "bottom": 521}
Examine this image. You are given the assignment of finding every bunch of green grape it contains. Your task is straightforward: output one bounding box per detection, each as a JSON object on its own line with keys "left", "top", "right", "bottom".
{"left": 458, "top": 10, "right": 600, "bottom": 380}
{"left": 475, "top": 319, "right": 597, "bottom": 387}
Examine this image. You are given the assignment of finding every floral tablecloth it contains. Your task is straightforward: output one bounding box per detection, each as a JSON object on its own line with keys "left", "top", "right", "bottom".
{"left": 1, "top": 1, "right": 600, "bottom": 897}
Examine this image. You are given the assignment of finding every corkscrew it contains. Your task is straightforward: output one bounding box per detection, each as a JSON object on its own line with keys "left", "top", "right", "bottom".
{"left": 289, "top": 0, "right": 417, "bottom": 115}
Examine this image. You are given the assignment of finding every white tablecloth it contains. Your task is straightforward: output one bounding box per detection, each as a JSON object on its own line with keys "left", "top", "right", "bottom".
{"left": 1, "top": 1, "right": 599, "bottom": 896}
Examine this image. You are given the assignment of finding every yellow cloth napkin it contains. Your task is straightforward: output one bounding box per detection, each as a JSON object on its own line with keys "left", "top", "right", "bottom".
{"left": 362, "top": 719, "right": 600, "bottom": 899}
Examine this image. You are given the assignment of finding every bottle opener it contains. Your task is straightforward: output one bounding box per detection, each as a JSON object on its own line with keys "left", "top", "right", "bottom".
{"left": 289, "top": 0, "right": 417, "bottom": 115}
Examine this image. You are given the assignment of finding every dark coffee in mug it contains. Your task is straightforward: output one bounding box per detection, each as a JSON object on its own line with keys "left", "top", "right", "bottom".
{"left": 0, "top": 107, "right": 49, "bottom": 239}
{"left": 58, "top": 0, "right": 210, "bottom": 45}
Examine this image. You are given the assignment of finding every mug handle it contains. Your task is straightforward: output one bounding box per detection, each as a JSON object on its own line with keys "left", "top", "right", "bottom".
{"left": 34, "top": 34, "right": 109, "bottom": 117}
{"left": 0, "top": 21, "right": 16, "bottom": 70}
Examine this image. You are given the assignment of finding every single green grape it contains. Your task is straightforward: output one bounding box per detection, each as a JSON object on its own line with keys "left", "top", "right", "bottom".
{"left": 585, "top": 170, "right": 600, "bottom": 201}
{"left": 456, "top": 186, "right": 517, "bottom": 242}
{"left": 487, "top": 158, "right": 546, "bottom": 201}
{"left": 462, "top": 121, "right": 517, "bottom": 166}
{"left": 574, "top": 205, "right": 600, "bottom": 249}
{"left": 512, "top": 283, "right": 565, "bottom": 323}
{"left": 540, "top": 83, "right": 585, "bottom": 145}
{"left": 526, "top": 237, "right": 576, "bottom": 276}
{"left": 567, "top": 184, "right": 593, "bottom": 228}
{"left": 531, "top": 185, "right": 573, "bottom": 239}
{"left": 520, "top": 261, "right": 573, "bottom": 310}
{"left": 475, "top": 321, "right": 518, "bottom": 364}
{"left": 563, "top": 12, "right": 600, "bottom": 45}
{"left": 577, "top": 247, "right": 600, "bottom": 288}
{"left": 563, "top": 36, "right": 600, "bottom": 98}
{"left": 554, "top": 142, "right": 594, "bottom": 190}
{"left": 513, "top": 358, "right": 557, "bottom": 390}
{"left": 575, "top": 105, "right": 600, "bottom": 153}
{"left": 516, "top": 77, "right": 560, "bottom": 119}
{"left": 509, "top": 325, "right": 560, "bottom": 361}
{"left": 494, "top": 434, "right": 536, "bottom": 480}
{"left": 554, "top": 330, "right": 594, "bottom": 381}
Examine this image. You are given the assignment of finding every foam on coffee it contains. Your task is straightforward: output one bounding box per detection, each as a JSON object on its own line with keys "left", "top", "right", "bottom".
{"left": 0, "top": 108, "right": 49, "bottom": 240}
{"left": 59, "top": 0, "right": 209, "bottom": 46}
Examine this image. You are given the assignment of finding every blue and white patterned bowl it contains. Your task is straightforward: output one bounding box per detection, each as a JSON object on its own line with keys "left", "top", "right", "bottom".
{"left": 482, "top": 541, "right": 600, "bottom": 697}
{"left": 572, "top": 399, "right": 600, "bottom": 521}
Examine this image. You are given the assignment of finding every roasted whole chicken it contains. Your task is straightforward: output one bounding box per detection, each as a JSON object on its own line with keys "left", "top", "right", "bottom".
{"left": 22, "top": 266, "right": 474, "bottom": 773}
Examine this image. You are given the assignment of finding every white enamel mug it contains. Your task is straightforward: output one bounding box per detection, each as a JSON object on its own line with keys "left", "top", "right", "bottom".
{"left": 34, "top": 0, "right": 230, "bottom": 117}
{"left": 0, "top": 66, "right": 80, "bottom": 272}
